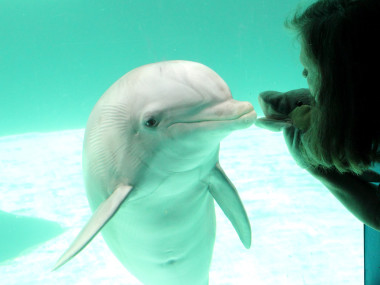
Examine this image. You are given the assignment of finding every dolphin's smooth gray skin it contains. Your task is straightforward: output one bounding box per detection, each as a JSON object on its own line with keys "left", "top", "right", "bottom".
{"left": 53, "top": 60, "right": 256, "bottom": 284}
{"left": 255, "top": 88, "right": 313, "bottom": 131}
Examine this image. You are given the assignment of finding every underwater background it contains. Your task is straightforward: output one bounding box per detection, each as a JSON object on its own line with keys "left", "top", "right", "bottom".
{"left": 0, "top": 0, "right": 363, "bottom": 284}
{"left": 0, "top": 0, "right": 307, "bottom": 136}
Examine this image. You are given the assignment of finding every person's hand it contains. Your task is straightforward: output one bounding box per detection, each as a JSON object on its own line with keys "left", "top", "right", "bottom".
{"left": 289, "top": 104, "right": 312, "bottom": 131}
{"left": 255, "top": 88, "right": 313, "bottom": 132}
{"left": 255, "top": 88, "right": 314, "bottom": 168}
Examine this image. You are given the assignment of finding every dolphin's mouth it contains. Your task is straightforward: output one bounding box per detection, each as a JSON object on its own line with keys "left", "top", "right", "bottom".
{"left": 169, "top": 104, "right": 257, "bottom": 127}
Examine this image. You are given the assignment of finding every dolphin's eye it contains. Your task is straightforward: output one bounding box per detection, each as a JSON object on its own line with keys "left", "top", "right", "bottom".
{"left": 144, "top": 118, "right": 159, "bottom": 128}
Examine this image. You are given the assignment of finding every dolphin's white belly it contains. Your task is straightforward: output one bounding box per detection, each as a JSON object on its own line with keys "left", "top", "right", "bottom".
{"left": 98, "top": 174, "right": 216, "bottom": 285}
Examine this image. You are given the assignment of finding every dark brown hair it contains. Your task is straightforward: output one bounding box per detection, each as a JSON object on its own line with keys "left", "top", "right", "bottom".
{"left": 286, "top": 0, "right": 380, "bottom": 174}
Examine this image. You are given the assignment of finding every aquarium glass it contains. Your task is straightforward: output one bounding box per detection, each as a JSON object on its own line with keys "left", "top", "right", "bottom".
{"left": 0, "top": 1, "right": 363, "bottom": 284}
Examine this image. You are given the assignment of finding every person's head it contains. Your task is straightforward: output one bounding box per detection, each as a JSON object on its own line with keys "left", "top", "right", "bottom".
{"left": 286, "top": 0, "right": 380, "bottom": 174}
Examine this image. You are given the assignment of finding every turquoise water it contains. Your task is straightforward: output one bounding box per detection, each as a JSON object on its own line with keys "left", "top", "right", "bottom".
{"left": 0, "top": 127, "right": 362, "bottom": 284}
{"left": 0, "top": 0, "right": 364, "bottom": 284}
{"left": 0, "top": 0, "right": 306, "bottom": 136}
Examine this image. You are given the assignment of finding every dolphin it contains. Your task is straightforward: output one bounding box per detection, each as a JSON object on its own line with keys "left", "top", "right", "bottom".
{"left": 53, "top": 60, "right": 256, "bottom": 284}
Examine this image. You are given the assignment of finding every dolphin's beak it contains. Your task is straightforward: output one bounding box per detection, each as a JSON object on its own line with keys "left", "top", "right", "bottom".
{"left": 232, "top": 101, "right": 257, "bottom": 127}
{"left": 172, "top": 100, "right": 256, "bottom": 127}
{"left": 167, "top": 100, "right": 257, "bottom": 139}
{"left": 205, "top": 100, "right": 257, "bottom": 131}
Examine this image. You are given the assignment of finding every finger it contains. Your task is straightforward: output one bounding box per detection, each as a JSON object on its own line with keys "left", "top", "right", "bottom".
{"left": 255, "top": 117, "right": 292, "bottom": 132}
{"left": 289, "top": 105, "right": 312, "bottom": 131}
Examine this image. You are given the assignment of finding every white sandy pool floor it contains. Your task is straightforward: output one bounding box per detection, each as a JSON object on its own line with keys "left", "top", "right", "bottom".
{"left": 0, "top": 126, "right": 362, "bottom": 284}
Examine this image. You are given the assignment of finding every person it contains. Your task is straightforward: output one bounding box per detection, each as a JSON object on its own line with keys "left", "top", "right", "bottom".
{"left": 255, "top": 0, "right": 380, "bottom": 230}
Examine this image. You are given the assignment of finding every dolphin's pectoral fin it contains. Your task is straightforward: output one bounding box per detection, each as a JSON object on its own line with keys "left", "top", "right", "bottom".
{"left": 209, "top": 163, "right": 251, "bottom": 249}
{"left": 52, "top": 184, "right": 133, "bottom": 271}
